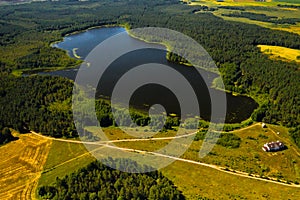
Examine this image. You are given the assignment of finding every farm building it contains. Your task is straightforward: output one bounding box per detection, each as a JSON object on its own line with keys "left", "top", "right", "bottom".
{"left": 262, "top": 141, "right": 285, "bottom": 152}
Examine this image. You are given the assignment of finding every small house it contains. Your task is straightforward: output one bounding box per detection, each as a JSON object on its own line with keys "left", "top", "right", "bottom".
{"left": 262, "top": 141, "right": 285, "bottom": 152}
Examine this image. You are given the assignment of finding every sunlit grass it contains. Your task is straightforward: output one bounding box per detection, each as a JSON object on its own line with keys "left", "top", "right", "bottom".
{"left": 162, "top": 160, "right": 300, "bottom": 199}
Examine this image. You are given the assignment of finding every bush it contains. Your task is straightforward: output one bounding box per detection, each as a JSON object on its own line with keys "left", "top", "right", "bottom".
{"left": 258, "top": 134, "right": 268, "bottom": 139}
{"left": 194, "top": 130, "right": 207, "bottom": 141}
{"left": 217, "top": 133, "right": 241, "bottom": 148}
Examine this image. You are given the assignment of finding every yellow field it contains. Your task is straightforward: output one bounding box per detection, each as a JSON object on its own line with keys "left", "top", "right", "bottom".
{"left": 258, "top": 45, "right": 300, "bottom": 63}
{"left": 0, "top": 132, "right": 52, "bottom": 200}
{"left": 274, "top": 25, "right": 300, "bottom": 35}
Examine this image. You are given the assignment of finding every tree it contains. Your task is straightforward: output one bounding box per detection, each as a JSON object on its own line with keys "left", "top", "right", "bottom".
{"left": 0, "top": 127, "right": 14, "bottom": 145}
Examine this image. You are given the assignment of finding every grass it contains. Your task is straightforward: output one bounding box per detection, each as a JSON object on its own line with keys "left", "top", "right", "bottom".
{"left": 11, "top": 64, "right": 81, "bottom": 77}
{"left": 161, "top": 161, "right": 300, "bottom": 199}
{"left": 37, "top": 140, "right": 96, "bottom": 187}
{"left": 0, "top": 132, "right": 52, "bottom": 200}
{"left": 34, "top": 123, "right": 300, "bottom": 199}
{"left": 38, "top": 126, "right": 180, "bottom": 187}
{"left": 257, "top": 45, "right": 300, "bottom": 63}
{"left": 85, "top": 126, "right": 180, "bottom": 141}
{"left": 85, "top": 126, "right": 136, "bottom": 141}
{"left": 110, "top": 123, "right": 300, "bottom": 183}
{"left": 195, "top": 124, "right": 300, "bottom": 182}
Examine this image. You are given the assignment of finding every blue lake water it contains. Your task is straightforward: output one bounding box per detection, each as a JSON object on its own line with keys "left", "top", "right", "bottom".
{"left": 46, "top": 27, "right": 258, "bottom": 123}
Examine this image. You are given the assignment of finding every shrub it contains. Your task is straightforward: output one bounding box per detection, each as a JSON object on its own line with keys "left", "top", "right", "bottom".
{"left": 217, "top": 133, "right": 241, "bottom": 148}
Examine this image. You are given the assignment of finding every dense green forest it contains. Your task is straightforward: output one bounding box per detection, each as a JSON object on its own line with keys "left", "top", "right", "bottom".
{"left": 0, "top": 75, "right": 76, "bottom": 137}
{"left": 0, "top": 0, "right": 299, "bottom": 146}
{"left": 38, "top": 158, "right": 185, "bottom": 200}
{"left": 0, "top": 75, "right": 170, "bottom": 138}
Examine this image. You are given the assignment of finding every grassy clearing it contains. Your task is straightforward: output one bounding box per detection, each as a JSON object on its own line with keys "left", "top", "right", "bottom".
{"left": 114, "top": 123, "right": 300, "bottom": 183}
{"left": 191, "top": 123, "right": 300, "bottom": 182}
{"left": 86, "top": 126, "right": 180, "bottom": 141}
{"left": 161, "top": 160, "right": 300, "bottom": 199}
{"left": 258, "top": 45, "right": 300, "bottom": 63}
{"left": 11, "top": 64, "right": 81, "bottom": 77}
{"left": 86, "top": 123, "right": 300, "bottom": 183}
{"left": 85, "top": 126, "right": 136, "bottom": 141}
{"left": 38, "top": 127, "right": 179, "bottom": 187}
{"left": 38, "top": 140, "right": 96, "bottom": 187}
{"left": 35, "top": 123, "right": 300, "bottom": 199}
{"left": 0, "top": 132, "right": 51, "bottom": 200}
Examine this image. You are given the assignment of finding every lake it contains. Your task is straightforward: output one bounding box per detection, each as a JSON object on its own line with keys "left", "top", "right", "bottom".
{"left": 47, "top": 26, "right": 258, "bottom": 123}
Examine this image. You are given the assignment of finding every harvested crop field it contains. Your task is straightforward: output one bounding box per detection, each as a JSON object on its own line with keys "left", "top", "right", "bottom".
{"left": 0, "top": 132, "right": 51, "bottom": 200}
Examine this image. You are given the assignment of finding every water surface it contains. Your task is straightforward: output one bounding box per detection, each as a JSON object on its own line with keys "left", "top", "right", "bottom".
{"left": 48, "top": 27, "right": 258, "bottom": 123}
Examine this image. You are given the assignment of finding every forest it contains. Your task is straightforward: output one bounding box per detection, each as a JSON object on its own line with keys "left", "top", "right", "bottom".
{"left": 0, "top": 75, "right": 175, "bottom": 138}
{"left": 38, "top": 158, "right": 185, "bottom": 200}
{"left": 0, "top": 73, "right": 180, "bottom": 139}
{"left": 0, "top": 0, "right": 299, "bottom": 146}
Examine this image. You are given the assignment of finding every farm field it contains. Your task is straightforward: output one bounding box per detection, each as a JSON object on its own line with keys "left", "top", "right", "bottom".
{"left": 258, "top": 45, "right": 300, "bottom": 63}
{"left": 189, "top": 0, "right": 300, "bottom": 35}
{"left": 0, "top": 132, "right": 52, "bottom": 200}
